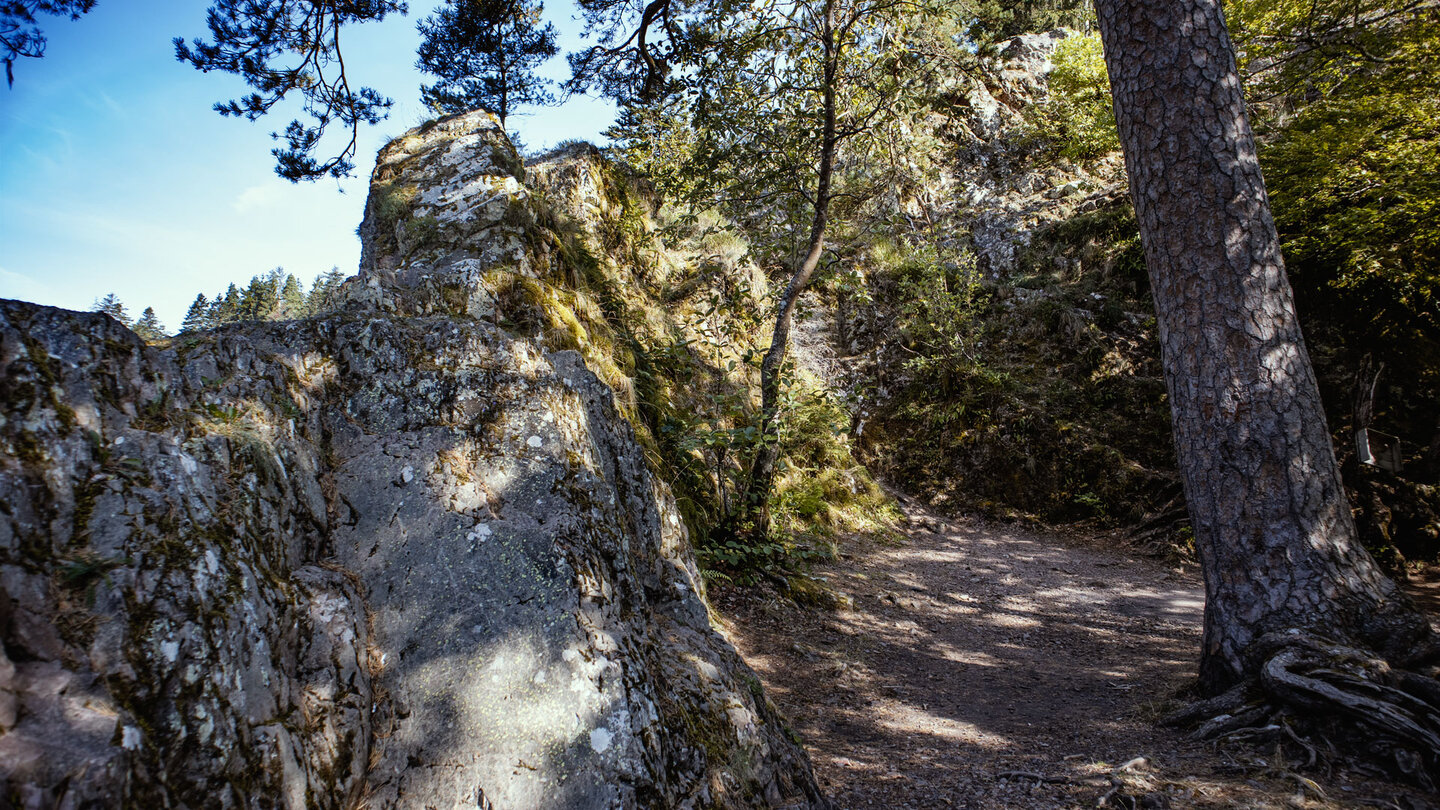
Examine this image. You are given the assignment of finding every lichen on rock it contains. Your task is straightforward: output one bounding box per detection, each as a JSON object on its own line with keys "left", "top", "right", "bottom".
{"left": 0, "top": 110, "right": 826, "bottom": 809}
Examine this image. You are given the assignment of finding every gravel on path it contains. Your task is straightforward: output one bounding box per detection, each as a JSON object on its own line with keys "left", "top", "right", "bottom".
{"left": 714, "top": 500, "right": 1438, "bottom": 809}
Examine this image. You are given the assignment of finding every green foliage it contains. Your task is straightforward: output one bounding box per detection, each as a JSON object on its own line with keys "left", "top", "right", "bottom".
{"left": 884, "top": 241, "right": 985, "bottom": 387}
{"left": 600, "top": 0, "right": 941, "bottom": 548}
{"left": 236, "top": 267, "right": 286, "bottom": 321}
{"left": 1022, "top": 32, "right": 1119, "bottom": 161}
{"left": 606, "top": 97, "right": 699, "bottom": 202}
{"left": 88, "top": 294, "right": 166, "bottom": 341}
{"left": 404, "top": 215, "right": 443, "bottom": 251}
{"left": 542, "top": 196, "right": 901, "bottom": 586}
{"left": 771, "top": 388, "right": 898, "bottom": 535}
{"left": 1017, "top": 205, "right": 1148, "bottom": 295}
{"left": 963, "top": 0, "right": 1094, "bottom": 42}
{"left": 92, "top": 293, "right": 130, "bottom": 326}
{"left": 280, "top": 273, "right": 305, "bottom": 314}
{"left": 180, "top": 294, "right": 212, "bottom": 333}
{"left": 416, "top": 0, "right": 558, "bottom": 127}
{"left": 131, "top": 307, "right": 166, "bottom": 342}
{"left": 1229, "top": 0, "right": 1440, "bottom": 474}
{"left": 694, "top": 534, "right": 807, "bottom": 586}
{"left": 694, "top": 385, "right": 895, "bottom": 585}
{"left": 168, "top": 266, "right": 344, "bottom": 331}
{"left": 860, "top": 194, "right": 1180, "bottom": 532}
{"left": 1269, "top": 87, "right": 1440, "bottom": 340}
{"left": 602, "top": 0, "right": 945, "bottom": 266}
{"left": 675, "top": 347, "right": 899, "bottom": 585}
{"left": 372, "top": 182, "right": 419, "bottom": 236}
{"left": 307, "top": 268, "right": 348, "bottom": 315}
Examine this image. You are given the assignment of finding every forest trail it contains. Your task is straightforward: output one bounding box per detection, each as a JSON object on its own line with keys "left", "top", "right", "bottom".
{"left": 716, "top": 497, "right": 1434, "bottom": 809}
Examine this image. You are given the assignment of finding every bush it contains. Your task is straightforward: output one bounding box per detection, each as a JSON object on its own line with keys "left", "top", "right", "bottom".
{"left": 1024, "top": 33, "right": 1119, "bottom": 161}
{"left": 883, "top": 241, "right": 986, "bottom": 390}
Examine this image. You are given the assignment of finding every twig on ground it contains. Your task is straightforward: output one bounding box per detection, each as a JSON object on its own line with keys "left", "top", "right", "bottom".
{"left": 1283, "top": 771, "right": 1327, "bottom": 801}
{"left": 998, "top": 770, "right": 1073, "bottom": 784}
{"left": 1096, "top": 779, "right": 1125, "bottom": 807}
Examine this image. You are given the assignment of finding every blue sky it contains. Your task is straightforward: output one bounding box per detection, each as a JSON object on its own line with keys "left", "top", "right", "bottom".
{"left": 0, "top": 0, "right": 616, "bottom": 329}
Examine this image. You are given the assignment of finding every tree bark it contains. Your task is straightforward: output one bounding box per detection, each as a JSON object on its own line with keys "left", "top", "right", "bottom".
{"left": 1091, "top": 0, "right": 1431, "bottom": 693}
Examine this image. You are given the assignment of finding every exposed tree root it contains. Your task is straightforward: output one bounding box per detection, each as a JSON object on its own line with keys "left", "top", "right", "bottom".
{"left": 1164, "top": 631, "right": 1440, "bottom": 790}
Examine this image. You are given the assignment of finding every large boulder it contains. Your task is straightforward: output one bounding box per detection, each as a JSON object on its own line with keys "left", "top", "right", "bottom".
{"left": 0, "top": 112, "right": 826, "bottom": 809}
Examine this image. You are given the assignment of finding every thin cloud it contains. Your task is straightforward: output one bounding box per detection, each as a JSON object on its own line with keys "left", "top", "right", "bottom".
{"left": 0, "top": 266, "right": 57, "bottom": 306}
{"left": 233, "top": 184, "right": 285, "bottom": 214}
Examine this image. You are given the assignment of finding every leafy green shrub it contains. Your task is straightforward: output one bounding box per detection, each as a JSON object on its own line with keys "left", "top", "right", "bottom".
{"left": 1024, "top": 33, "right": 1119, "bottom": 161}
{"left": 885, "top": 242, "right": 986, "bottom": 391}
{"left": 771, "top": 386, "right": 899, "bottom": 537}
{"left": 1230, "top": 0, "right": 1440, "bottom": 501}
{"left": 685, "top": 372, "right": 898, "bottom": 585}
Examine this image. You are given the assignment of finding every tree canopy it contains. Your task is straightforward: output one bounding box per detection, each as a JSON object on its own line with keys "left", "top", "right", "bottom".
{"left": 416, "top": 0, "right": 557, "bottom": 127}
{"left": 1022, "top": 31, "right": 1118, "bottom": 160}
{"left": 1229, "top": 0, "right": 1440, "bottom": 442}
{"left": 91, "top": 292, "right": 128, "bottom": 325}
{"left": 0, "top": 0, "right": 94, "bottom": 86}
{"left": 131, "top": 306, "right": 166, "bottom": 341}
{"left": 174, "top": 0, "right": 407, "bottom": 181}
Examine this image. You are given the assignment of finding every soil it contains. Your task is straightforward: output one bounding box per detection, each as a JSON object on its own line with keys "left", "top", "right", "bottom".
{"left": 714, "top": 496, "right": 1440, "bottom": 809}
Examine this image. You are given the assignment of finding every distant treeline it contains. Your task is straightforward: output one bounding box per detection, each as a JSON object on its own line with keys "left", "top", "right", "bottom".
{"left": 92, "top": 268, "right": 349, "bottom": 340}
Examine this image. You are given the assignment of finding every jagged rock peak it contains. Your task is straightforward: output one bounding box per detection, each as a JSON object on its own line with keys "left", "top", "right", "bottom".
{"left": 0, "top": 110, "right": 826, "bottom": 808}
{"left": 346, "top": 112, "right": 640, "bottom": 324}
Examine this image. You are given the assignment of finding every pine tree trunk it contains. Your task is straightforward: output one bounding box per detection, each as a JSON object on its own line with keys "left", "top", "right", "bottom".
{"left": 1092, "top": 0, "right": 1431, "bottom": 693}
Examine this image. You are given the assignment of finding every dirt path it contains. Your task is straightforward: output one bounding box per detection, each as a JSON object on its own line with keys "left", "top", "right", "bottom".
{"left": 715, "top": 498, "right": 1437, "bottom": 809}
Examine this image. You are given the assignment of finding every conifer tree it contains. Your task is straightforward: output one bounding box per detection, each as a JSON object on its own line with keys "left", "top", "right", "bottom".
{"left": 416, "top": 0, "right": 558, "bottom": 128}
{"left": 92, "top": 293, "right": 129, "bottom": 326}
{"left": 236, "top": 269, "right": 282, "bottom": 321}
{"left": 307, "top": 268, "right": 347, "bottom": 314}
{"left": 180, "top": 294, "right": 212, "bottom": 332}
{"left": 210, "top": 283, "right": 242, "bottom": 325}
{"left": 280, "top": 273, "right": 305, "bottom": 316}
{"left": 131, "top": 307, "right": 166, "bottom": 341}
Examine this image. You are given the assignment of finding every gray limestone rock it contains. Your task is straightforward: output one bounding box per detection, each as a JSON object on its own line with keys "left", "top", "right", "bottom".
{"left": 918, "top": 29, "right": 1128, "bottom": 279}
{"left": 0, "top": 111, "right": 825, "bottom": 809}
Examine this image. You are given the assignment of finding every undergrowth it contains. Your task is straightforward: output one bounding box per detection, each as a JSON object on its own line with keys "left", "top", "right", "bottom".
{"left": 515, "top": 150, "right": 899, "bottom": 589}
{"left": 857, "top": 200, "right": 1183, "bottom": 538}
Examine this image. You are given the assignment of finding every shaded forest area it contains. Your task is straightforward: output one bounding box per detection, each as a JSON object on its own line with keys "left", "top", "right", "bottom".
{"left": 602, "top": 0, "right": 1440, "bottom": 574}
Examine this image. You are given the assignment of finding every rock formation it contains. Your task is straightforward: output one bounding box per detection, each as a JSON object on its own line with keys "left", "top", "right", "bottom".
{"left": 943, "top": 30, "right": 1129, "bottom": 280}
{"left": 0, "top": 112, "right": 826, "bottom": 809}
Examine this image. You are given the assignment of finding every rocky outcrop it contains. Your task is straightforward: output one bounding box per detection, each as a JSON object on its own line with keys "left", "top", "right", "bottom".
{"left": 0, "top": 112, "right": 825, "bottom": 809}
{"left": 936, "top": 29, "right": 1129, "bottom": 279}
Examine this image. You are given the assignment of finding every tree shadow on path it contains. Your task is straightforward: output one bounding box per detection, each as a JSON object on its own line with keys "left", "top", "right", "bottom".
{"left": 716, "top": 500, "right": 1437, "bottom": 809}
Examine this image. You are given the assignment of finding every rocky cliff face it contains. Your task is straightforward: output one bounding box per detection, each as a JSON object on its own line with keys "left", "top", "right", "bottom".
{"left": 0, "top": 112, "right": 825, "bottom": 809}
{"left": 942, "top": 30, "right": 1129, "bottom": 280}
